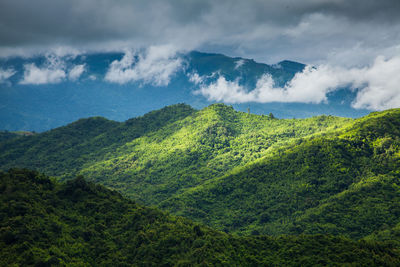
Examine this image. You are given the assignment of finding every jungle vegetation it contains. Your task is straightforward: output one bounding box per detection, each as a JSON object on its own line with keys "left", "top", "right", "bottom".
{"left": 1, "top": 169, "right": 399, "bottom": 266}
{"left": 1, "top": 104, "right": 400, "bottom": 264}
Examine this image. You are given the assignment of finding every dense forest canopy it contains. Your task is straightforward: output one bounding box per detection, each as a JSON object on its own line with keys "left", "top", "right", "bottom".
{"left": 1, "top": 104, "right": 400, "bottom": 265}
{"left": 1, "top": 169, "right": 399, "bottom": 266}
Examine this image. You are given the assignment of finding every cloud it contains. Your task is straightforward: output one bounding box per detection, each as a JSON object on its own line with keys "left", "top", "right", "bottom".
{"left": 0, "top": 68, "right": 16, "bottom": 83}
{"left": 195, "top": 76, "right": 254, "bottom": 103}
{"left": 188, "top": 72, "right": 203, "bottom": 85}
{"left": 68, "top": 64, "right": 85, "bottom": 81}
{"left": 1, "top": 0, "right": 400, "bottom": 109}
{"left": 0, "top": 0, "right": 399, "bottom": 67}
{"left": 105, "top": 45, "right": 183, "bottom": 86}
{"left": 20, "top": 54, "right": 86, "bottom": 84}
{"left": 351, "top": 56, "right": 400, "bottom": 110}
{"left": 194, "top": 55, "right": 400, "bottom": 110}
{"left": 20, "top": 63, "right": 66, "bottom": 85}
{"left": 234, "top": 59, "right": 245, "bottom": 69}
{"left": 195, "top": 66, "right": 347, "bottom": 104}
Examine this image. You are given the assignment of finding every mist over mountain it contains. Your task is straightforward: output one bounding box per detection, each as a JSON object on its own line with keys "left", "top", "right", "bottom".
{"left": 0, "top": 51, "right": 369, "bottom": 132}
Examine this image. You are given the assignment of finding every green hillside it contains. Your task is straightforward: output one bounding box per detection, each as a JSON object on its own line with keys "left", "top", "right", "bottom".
{"left": 0, "top": 103, "right": 350, "bottom": 205}
{"left": 1, "top": 104, "right": 400, "bottom": 241}
{"left": 1, "top": 169, "right": 398, "bottom": 266}
{"left": 161, "top": 109, "right": 400, "bottom": 237}
{"left": 0, "top": 104, "right": 195, "bottom": 178}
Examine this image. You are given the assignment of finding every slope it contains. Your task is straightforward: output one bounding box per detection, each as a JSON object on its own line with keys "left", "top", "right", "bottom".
{"left": 0, "top": 103, "right": 195, "bottom": 178}
{"left": 160, "top": 108, "right": 400, "bottom": 238}
{"left": 0, "top": 104, "right": 351, "bottom": 205}
{"left": 77, "top": 104, "right": 351, "bottom": 204}
{"left": 1, "top": 169, "right": 399, "bottom": 266}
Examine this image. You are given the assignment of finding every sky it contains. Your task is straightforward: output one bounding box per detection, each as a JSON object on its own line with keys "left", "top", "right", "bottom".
{"left": 1, "top": 0, "right": 400, "bottom": 110}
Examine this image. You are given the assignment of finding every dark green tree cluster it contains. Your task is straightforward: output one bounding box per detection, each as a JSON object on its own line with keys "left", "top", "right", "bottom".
{"left": 1, "top": 169, "right": 399, "bottom": 266}
{"left": 0, "top": 131, "right": 20, "bottom": 143}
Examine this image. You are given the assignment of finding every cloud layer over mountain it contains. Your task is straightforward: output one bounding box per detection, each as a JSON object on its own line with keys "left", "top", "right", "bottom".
{"left": 1, "top": 1, "right": 400, "bottom": 110}
{"left": 1, "top": 0, "right": 399, "bottom": 66}
{"left": 104, "top": 46, "right": 182, "bottom": 86}
{"left": 195, "top": 56, "right": 400, "bottom": 110}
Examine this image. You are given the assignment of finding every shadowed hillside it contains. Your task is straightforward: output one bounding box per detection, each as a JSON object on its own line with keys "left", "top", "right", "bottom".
{"left": 1, "top": 169, "right": 398, "bottom": 266}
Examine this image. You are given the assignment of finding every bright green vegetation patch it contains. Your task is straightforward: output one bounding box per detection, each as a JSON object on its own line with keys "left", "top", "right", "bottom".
{"left": 1, "top": 169, "right": 399, "bottom": 266}
{"left": 161, "top": 108, "right": 400, "bottom": 238}
{"left": 0, "top": 104, "right": 195, "bottom": 180}
{"left": 0, "top": 103, "right": 351, "bottom": 205}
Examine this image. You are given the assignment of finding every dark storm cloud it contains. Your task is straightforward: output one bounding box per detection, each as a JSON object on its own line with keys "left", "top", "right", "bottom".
{"left": 0, "top": 0, "right": 399, "bottom": 64}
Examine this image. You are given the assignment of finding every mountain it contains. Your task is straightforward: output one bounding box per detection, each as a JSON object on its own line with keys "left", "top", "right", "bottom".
{"left": 0, "top": 51, "right": 369, "bottom": 132}
{"left": 0, "top": 104, "right": 351, "bottom": 202}
{"left": 161, "top": 108, "right": 400, "bottom": 237}
{"left": 1, "top": 104, "right": 400, "bottom": 242}
{"left": 1, "top": 169, "right": 398, "bottom": 266}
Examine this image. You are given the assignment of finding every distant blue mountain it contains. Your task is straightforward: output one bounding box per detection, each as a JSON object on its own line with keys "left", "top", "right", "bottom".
{"left": 0, "top": 51, "right": 369, "bottom": 131}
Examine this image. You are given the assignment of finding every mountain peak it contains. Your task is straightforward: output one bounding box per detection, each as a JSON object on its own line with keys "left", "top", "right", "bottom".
{"left": 276, "top": 60, "right": 306, "bottom": 72}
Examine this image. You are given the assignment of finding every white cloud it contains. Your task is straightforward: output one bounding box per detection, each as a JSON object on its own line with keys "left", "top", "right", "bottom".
{"left": 0, "top": 68, "right": 16, "bottom": 83}
{"left": 19, "top": 54, "right": 87, "bottom": 84}
{"left": 20, "top": 63, "right": 66, "bottom": 85}
{"left": 195, "top": 66, "right": 345, "bottom": 104}
{"left": 68, "top": 64, "right": 86, "bottom": 81}
{"left": 20, "top": 54, "right": 66, "bottom": 84}
{"left": 351, "top": 56, "right": 400, "bottom": 110}
{"left": 234, "top": 59, "right": 245, "bottom": 69}
{"left": 194, "top": 55, "right": 400, "bottom": 110}
{"left": 195, "top": 76, "right": 254, "bottom": 103}
{"left": 105, "top": 45, "right": 183, "bottom": 86}
{"left": 188, "top": 72, "right": 203, "bottom": 85}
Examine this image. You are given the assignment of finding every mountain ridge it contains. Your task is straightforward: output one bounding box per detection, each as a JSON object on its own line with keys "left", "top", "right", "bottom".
{"left": 0, "top": 51, "right": 369, "bottom": 132}
{"left": 1, "top": 104, "right": 399, "bottom": 241}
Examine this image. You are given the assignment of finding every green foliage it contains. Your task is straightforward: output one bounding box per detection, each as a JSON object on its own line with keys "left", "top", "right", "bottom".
{"left": 268, "top": 112, "right": 275, "bottom": 119}
{"left": 288, "top": 174, "right": 400, "bottom": 239}
{"left": 0, "top": 103, "right": 195, "bottom": 179}
{"left": 1, "top": 169, "right": 399, "bottom": 266}
{"left": 161, "top": 108, "right": 400, "bottom": 238}
{"left": 0, "top": 103, "right": 352, "bottom": 204}
{"left": 0, "top": 131, "right": 20, "bottom": 143}
{"left": 1, "top": 104, "right": 400, "bottom": 243}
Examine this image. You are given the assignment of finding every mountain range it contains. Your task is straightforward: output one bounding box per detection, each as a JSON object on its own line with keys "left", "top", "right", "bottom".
{"left": 0, "top": 51, "right": 369, "bottom": 132}
{"left": 1, "top": 103, "right": 399, "bottom": 239}
{"left": 1, "top": 103, "right": 400, "bottom": 264}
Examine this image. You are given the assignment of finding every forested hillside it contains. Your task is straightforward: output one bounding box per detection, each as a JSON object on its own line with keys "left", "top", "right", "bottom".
{"left": 0, "top": 104, "right": 350, "bottom": 203}
{"left": 1, "top": 104, "right": 400, "bottom": 240}
{"left": 162, "top": 109, "right": 400, "bottom": 237}
{"left": 0, "top": 104, "right": 195, "bottom": 180}
{"left": 1, "top": 169, "right": 398, "bottom": 266}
